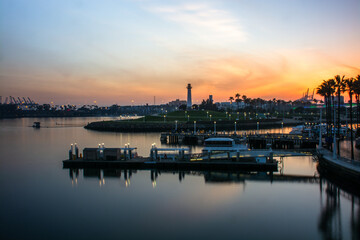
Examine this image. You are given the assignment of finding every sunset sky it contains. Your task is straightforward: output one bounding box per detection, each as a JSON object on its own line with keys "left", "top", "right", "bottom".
{"left": 1, "top": 0, "right": 359, "bottom": 105}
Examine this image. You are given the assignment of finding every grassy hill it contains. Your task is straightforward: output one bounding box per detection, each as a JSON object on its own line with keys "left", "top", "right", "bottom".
{"left": 133, "top": 110, "right": 243, "bottom": 123}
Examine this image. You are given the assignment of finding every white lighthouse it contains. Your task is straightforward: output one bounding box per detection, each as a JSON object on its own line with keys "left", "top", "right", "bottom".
{"left": 186, "top": 83, "right": 192, "bottom": 109}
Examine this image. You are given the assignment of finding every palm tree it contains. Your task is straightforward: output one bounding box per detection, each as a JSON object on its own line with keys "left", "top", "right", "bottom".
{"left": 345, "top": 78, "right": 355, "bottom": 160}
{"left": 235, "top": 93, "right": 241, "bottom": 110}
{"left": 334, "top": 75, "right": 346, "bottom": 154}
{"left": 242, "top": 95, "right": 247, "bottom": 102}
{"left": 354, "top": 75, "right": 360, "bottom": 129}
{"left": 229, "top": 96, "right": 234, "bottom": 106}
{"left": 317, "top": 79, "right": 335, "bottom": 138}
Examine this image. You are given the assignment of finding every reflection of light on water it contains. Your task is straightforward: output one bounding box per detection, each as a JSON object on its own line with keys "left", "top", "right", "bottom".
{"left": 125, "top": 179, "right": 130, "bottom": 187}
{"left": 99, "top": 178, "right": 106, "bottom": 187}
{"left": 152, "top": 180, "right": 156, "bottom": 188}
{"left": 75, "top": 178, "right": 78, "bottom": 185}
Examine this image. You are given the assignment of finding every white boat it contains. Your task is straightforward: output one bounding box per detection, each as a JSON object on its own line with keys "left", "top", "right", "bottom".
{"left": 202, "top": 138, "right": 273, "bottom": 163}
{"left": 289, "top": 125, "right": 305, "bottom": 134}
{"left": 203, "top": 138, "right": 248, "bottom": 152}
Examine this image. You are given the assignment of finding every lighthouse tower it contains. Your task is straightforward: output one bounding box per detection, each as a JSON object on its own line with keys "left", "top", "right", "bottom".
{"left": 186, "top": 83, "right": 192, "bottom": 109}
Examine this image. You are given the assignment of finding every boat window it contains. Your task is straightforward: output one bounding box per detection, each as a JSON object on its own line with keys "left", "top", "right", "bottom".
{"left": 205, "top": 141, "right": 233, "bottom": 146}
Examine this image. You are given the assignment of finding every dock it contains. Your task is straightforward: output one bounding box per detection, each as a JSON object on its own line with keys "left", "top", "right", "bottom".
{"left": 63, "top": 140, "right": 320, "bottom": 172}
{"left": 63, "top": 158, "right": 278, "bottom": 171}
{"left": 160, "top": 132, "right": 318, "bottom": 149}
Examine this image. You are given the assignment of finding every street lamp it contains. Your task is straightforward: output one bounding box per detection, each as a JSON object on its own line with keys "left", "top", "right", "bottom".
{"left": 257, "top": 121, "right": 259, "bottom": 134}
{"left": 210, "top": 115, "right": 212, "bottom": 121}
{"left": 281, "top": 122, "right": 284, "bottom": 135}
{"left": 207, "top": 111, "right": 209, "bottom": 118}
{"left": 185, "top": 111, "right": 187, "bottom": 118}
{"left": 214, "top": 121, "right": 216, "bottom": 134}
{"left": 234, "top": 121, "right": 237, "bottom": 134}
{"left": 175, "top": 120, "right": 178, "bottom": 131}
{"left": 187, "top": 115, "right": 190, "bottom": 121}
{"left": 194, "top": 121, "right": 196, "bottom": 133}
{"left": 164, "top": 115, "right": 166, "bottom": 122}
{"left": 229, "top": 114, "right": 231, "bottom": 120}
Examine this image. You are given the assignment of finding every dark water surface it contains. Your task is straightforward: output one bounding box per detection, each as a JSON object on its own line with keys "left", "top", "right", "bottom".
{"left": 0, "top": 118, "right": 359, "bottom": 240}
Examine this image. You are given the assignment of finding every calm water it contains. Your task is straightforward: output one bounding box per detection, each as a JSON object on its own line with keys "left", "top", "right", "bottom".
{"left": 0, "top": 117, "right": 359, "bottom": 240}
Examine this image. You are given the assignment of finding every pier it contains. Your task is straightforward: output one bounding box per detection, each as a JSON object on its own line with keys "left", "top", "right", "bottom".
{"left": 160, "top": 132, "right": 318, "bottom": 149}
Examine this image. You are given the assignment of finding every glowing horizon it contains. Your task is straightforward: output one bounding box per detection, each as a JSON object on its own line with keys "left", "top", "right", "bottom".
{"left": 0, "top": 0, "right": 359, "bottom": 105}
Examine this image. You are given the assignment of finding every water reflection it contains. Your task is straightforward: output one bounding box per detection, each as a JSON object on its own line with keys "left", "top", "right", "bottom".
{"left": 67, "top": 168, "right": 323, "bottom": 187}
{"left": 318, "top": 178, "right": 360, "bottom": 240}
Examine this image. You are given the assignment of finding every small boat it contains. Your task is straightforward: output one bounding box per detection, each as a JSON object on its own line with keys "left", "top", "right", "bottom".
{"left": 32, "top": 122, "right": 40, "bottom": 128}
{"left": 203, "top": 138, "right": 248, "bottom": 152}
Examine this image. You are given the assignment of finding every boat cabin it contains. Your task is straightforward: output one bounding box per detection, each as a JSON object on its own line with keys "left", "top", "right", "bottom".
{"left": 204, "top": 138, "right": 235, "bottom": 148}
{"left": 150, "top": 147, "right": 190, "bottom": 161}
{"left": 203, "top": 138, "right": 247, "bottom": 152}
{"left": 83, "top": 147, "right": 137, "bottom": 161}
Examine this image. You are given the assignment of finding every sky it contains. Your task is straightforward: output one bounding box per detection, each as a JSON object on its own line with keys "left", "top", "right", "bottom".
{"left": 0, "top": 0, "right": 359, "bottom": 105}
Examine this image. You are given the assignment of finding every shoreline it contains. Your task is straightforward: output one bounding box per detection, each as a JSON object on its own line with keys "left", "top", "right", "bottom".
{"left": 84, "top": 119, "right": 303, "bottom": 132}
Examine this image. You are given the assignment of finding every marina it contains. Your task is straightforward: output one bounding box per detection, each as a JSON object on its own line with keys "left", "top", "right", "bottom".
{"left": 1, "top": 117, "right": 359, "bottom": 240}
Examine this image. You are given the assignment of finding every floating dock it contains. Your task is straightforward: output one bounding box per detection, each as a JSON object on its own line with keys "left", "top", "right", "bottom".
{"left": 63, "top": 158, "right": 278, "bottom": 171}
{"left": 63, "top": 141, "right": 317, "bottom": 172}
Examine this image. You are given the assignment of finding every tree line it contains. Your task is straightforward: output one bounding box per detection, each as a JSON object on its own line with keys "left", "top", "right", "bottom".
{"left": 316, "top": 74, "right": 360, "bottom": 160}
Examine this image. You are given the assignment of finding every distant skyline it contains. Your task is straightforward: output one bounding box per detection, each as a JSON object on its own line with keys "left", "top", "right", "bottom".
{"left": 1, "top": 0, "right": 359, "bottom": 105}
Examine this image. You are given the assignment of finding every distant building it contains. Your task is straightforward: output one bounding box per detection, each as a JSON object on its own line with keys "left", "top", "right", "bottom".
{"left": 216, "top": 101, "right": 245, "bottom": 110}
{"left": 168, "top": 99, "right": 186, "bottom": 107}
{"left": 209, "top": 95, "right": 213, "bottom": 104}
{"left": 187, "top": 83, "right": 192, "bottom": 109}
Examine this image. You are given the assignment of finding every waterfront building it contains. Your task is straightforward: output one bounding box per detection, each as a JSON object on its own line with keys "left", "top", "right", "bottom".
{"left": 168, "top": 99, "right": 186, "bottom": 107}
